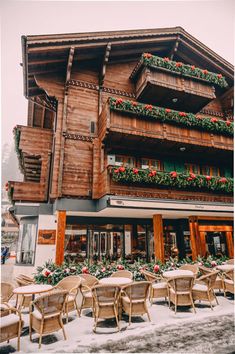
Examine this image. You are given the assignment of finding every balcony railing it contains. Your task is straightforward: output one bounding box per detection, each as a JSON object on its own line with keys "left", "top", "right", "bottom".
{"left": 98, "top": 99, "right": 233, "bottom": 151}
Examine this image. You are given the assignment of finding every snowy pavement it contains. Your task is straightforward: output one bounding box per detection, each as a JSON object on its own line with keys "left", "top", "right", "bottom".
{"left": 0, "top": 292, "right": 234, "bottom": 353}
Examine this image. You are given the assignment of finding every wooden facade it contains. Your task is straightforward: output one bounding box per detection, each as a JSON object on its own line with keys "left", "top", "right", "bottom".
{"left": 10, "top": 28, "right": 234, "bottom": 264}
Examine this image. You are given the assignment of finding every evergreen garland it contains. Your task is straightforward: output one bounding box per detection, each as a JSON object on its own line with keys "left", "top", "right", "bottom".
{"left": 109, "top": 97, "right": 233, "bottom": 137}
{"left": 13, "top": 127, "right": 24, "bottom": 174}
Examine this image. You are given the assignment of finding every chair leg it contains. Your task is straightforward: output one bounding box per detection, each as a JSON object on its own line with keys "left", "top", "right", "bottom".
{"left": 59, "top": 316, "right": 67, "bottom": 340}
{"left": 74, "top": 300, "right": 80, "bottom": 317}
{"left": 190, "top": 294, "right": 196, "bottom": 314}
{"left": 66, "top": 303, "right": 69, "bottom": 323}
{"left": 144, "top": 303, "right": 151, "bottom": 322}
{"left": 114, "top": 306, "right": 120, "bottom": 331}
{"left": 174, "top": 295, "right": 177, "bottom": 314}
{"left": 39, "top": 321, "right": 44, "bottom": 349}
{"left": 208, "top": 291, "right": 214, "bottom": 311}
{"left": 29, "top": 315, "right": 32, "bottom": 341}
{"left": 129, "top": 305, "right": 132, "bottom": 326}
{"left": 213, "top": 290, "right": 219, "bottom": 305}
{"left": 17, "top": 320, "right": 21, "bottom": 351}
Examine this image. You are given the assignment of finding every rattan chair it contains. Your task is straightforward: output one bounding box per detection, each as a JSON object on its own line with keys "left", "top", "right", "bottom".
{"left": 91, "top": 284, "right": 120, "bottom": 332}
{"left": 223, "top": 270, "right": 234, "bottom": 296}
{"left": 179, "top": 264, "right": 199, "bottom": 276}
{"left": 55, "top": 275, "right": 82, "bottom": 322}
{"left": 167, "top": 275, "right": 196, "bottom": 314}
{"left": 192, "top": 271, "right": 219, "bottom": 310}
{"left": 29, "top": 289, "right": 68, "bottom": 349}
{"left": 15, "top": 274, "right": 35, "bottom": 308}
{"left": 1, "top": 282, "right": 14, "bottom": 303}
{"left": 78, "top": 274, "right": 99, "bottom": 314}
{"left": 121, "top": 281, "right": 151, "bottom": 325}
{"left": 141, "top": 270, "right": 168, "bottom": 304}
{"left": 0, "top": 303, "right": 24, "bottom": 351}
{"left": 111, "top": 270, "right": 133, "bottom": 279}
{"left": 198, "top": 266, "right": 223, "bottom": 291}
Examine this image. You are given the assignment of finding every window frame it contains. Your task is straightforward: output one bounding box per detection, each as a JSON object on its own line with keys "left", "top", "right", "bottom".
{"left": 15, "top": 217, "right": 38, "bottom": 266}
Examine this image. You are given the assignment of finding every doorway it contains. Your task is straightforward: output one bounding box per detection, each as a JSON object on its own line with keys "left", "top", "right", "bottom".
{"left": 205, "top": 232, "right": 228, "bottom": 257}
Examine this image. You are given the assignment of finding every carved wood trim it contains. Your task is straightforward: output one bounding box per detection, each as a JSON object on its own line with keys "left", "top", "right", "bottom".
{"left": 63, "top": 132, "right": 93, "bottom": 142}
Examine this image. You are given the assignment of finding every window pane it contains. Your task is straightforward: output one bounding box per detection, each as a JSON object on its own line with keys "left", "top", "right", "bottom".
{"left": 201, "top": 165, "right": 210, "bottom": 175}
{"left": 16, "top": 223, "right": 36, "bottom": 265}
{"left": 151, "top": 160, "right": 160, "bottom": 170}
{"left": 141, "top": 159, "right": 149, "bottom": 169}
{"left": 64, "top": 225, "right": 87, "bottom": 262}
{"left": 192, "top": 164, "right": 200, "bottom": 174}
{"left": 115, "top": 155, "right": 124, "bottom": 166}
{"left": 126, "top": 157, "right": 135, "bottom": 167}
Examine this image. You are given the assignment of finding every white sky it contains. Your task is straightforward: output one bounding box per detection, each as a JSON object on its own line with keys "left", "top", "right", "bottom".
{"left": 1, "top": 0, "right": 234, "bottom": 146}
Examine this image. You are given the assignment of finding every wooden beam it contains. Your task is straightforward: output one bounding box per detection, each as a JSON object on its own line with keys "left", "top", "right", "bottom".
{"left": 196, "top": 216, "right": 233, "bottom": 221}
{"left": 225, "top": 231, "right": 234, "bottom": 258}
{"left": 169, "top": 36, "right": 180, "bottom": 60}
{"left": 100, "top": 43, "right": 111, "bottom": 87}
{"left": 153, "top": 214, "right": 164, "bottom": 263}
{"left": 199, "top": 232, "right": 206, "bottom": 257}
{"left": 188, "top": 217, "right": 198, "bottom": 261}
{"left": 198, "top": 225, "right": 233, "bottom": 232}
{"left": 65, "top": 47, "right": 75, "bottom": 84}
{"left": 55, "top": 211, "right": 66, "bottom": 265}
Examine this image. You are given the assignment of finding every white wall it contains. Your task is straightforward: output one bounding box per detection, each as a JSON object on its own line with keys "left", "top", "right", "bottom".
{"left": 14, "top": 214, "right": 56, "bottom": 278}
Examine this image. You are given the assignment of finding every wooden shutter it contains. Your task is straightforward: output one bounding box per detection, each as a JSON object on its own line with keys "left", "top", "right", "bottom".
{"left": 163, "top": 159, "right": 175, "bottom": 172}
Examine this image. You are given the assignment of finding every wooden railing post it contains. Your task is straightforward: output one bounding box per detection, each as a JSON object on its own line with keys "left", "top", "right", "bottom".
{"left": 55, "top": 211, "right": 66, "bottom": 265}
{"left": 153, "top": 214, "right": 165, "bottom": 263}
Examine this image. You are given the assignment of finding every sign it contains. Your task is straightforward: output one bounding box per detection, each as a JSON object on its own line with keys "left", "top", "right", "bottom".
{"left": 38, "top": 230, "right": 56, "bottom": 245}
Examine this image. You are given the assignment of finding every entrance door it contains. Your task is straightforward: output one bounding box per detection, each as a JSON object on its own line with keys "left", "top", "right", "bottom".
{"left": 205, "top": 232, "right": 228, "bottom": 257}
{"left": 91, "top": 230, "right": 123, "bottom": 261}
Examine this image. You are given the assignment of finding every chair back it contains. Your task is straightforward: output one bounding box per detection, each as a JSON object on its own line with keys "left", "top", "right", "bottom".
{"left": 198, "top": 266, "right": 213, "bottom": 275}
{"left": 0, "top": 282, "right": 13, "bottom": 302}
{"left": 92, "top": 285, "right": 120, "bottom": 306}
{"left": 141, "top": 270, "right": 160, "bottom": 282}
{"left": 56, "top": 276, "right": 82, "bottom": 294}
{"left": 78, "top": 274, "right": 99, "bottom": 289}
{"left": 179, "top": 264, "right": 198, "bottom": 275}
{"left": 226, "top": 259, "right": 234, "bottom": 265}
{"left": 111, "top": 270, "right": 133, "bottom": 280}
{"left": 122, "top": 281, "right": 151, "bottom": 301}
{"left": 15, "top": 274, "right": 34, "bottom": 287}
{"left": 225, "top": 269, "right": 234, "bottom": 281}
{"left": 168, "top": 275, "right": 194, "bottom": 293}
{"left": 199, "top": 271, "right": 220, "bottom": 289}
{"left": 33, "top": 289, "right": 68, "bottom": 317}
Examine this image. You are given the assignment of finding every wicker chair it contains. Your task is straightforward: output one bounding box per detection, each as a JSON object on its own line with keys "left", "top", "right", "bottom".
{"left": 167, "top": 275, "right": 196, "bottom": 314}
{"left": 198, "top": 266, "right": 223, "bottom": 291}
{"left": 121, "top": 281, "right": 151, "bottom": 325}
{"left": 29, "top": 289, "right": 68, "bottom": 349}
{"left": 141, "top": 270, "right": 168, "bottom": 304}
{"left": 192, "top": 271, "right": 219, "bottom": 310}
{"left": 91, "top": 284, "right": 120, "bottom": 332}
{"left": 78, "top": 274, "right": 99, "bottom": 314}
{"left": 223, "top": 270, "right": 234, "bottom": 296}
{"left": 111, "top": 270, "right": 133, "bottom": 279}
{"left": 179, "top": 264, "right": 199, "bottom": 276}
{"left": 1, "top": 282, "right": 14, "bottom": 303}
{"left": 226, "top": 259, "right": 234, "bottom": 265}
{"left": 15, "top": 274, "right": 35, "bottom": 308}
{"left": 55, "top": 275, "right": 82, "bottom": 322}
{"left": 0, "top": 303, "right": 24, "bottom": 351}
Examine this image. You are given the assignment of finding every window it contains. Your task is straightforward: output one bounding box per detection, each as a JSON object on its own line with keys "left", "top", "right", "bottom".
{"left": 141, "top": 158, "right": 161, "bottom": 170}
{"left": 185, "top": 163, "right": 200, "bottom": 174}
{"left": 201, "top": 165, "right": 220, "bottom": 176}
{"left": 115, "top": 155, "right": 135, "bottom": 167}
{"left": 16, "top": 218, "right": 37, "bottom": 265}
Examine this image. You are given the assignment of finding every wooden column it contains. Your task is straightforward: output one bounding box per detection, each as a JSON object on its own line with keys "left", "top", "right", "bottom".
{"left": 199, "top": 232, "right": 207, "bottom": 257}
{"left": 188, "top": 217, "right": 198, "bottom": 261}
{"left": 55, "top": 211, "right": 66, "bottom": 265}
{"left": 225, "top": 231, "right": 234, "bottom": 258}
{"left": 153, "top": 214, "right": 164, "bottom": 263}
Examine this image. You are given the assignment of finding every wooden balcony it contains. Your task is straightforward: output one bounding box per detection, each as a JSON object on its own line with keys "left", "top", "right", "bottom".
{"left": 93, "top": 167, "right": 233, "bottom": 204}
{"left": 132, "top": 66, "right": 216, "bottom": 113}
{"left": 98, "top": 102, "right": 233, "bottom": 152}
{"left": 9, "top": 125, "right": 53, "bottom": 202}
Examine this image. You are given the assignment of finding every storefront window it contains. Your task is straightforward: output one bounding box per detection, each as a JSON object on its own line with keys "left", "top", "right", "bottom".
{"left": 132, "top": 225, "right": 147, "bottom": 260}
{"left": 205, "top": 232, "right": 228, "bottom": 257}
{"left": 64, "top": 225, "right": 88, "bottom": 263}
{"left": 164, "top": 226, "right": 178, "bottom": 260}
{"left": 16, "top": 218, "right": 37, "bottom": 265}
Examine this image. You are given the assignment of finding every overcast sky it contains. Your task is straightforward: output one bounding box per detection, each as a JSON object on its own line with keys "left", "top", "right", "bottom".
{"left": 1, "top": 0, "right": 234, "bottom": 146}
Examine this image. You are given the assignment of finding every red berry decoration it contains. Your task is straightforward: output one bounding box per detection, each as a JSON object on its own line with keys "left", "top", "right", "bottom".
{"left": 191, "top": 65, "right": 195, "bottom": 70}
{"left": 219, "top": 177, "right": 227, "bottom": 183}
{"left": 206, "top": 175, "right": 212, "bottom": 181}
{"left": 176, "top": 62, "right": 183, "bottom": 67}
{"left": 119, "top": 166, "right": 125, "bottom": 173}
{"left": 226, "top": 120, "right": 231, "bottom": 126}
{"left": 153, "top": 264, "right": 160, "bottom": 273}
{"left": 114, "top": 169, "right": 119, "bottom": 174}
{"left": 116, "top": 98, "right": 123, "bottom": 105}
{"left": 217, "top": 74, "right": 222, "bottom": 79}
{"left": 203, "top": 69, "right": 208, "bottom": 75}
{"left": 179, "top": 112, "right": 187, "bottom": 117}
{"left": 190, "top": 173, "right": 196, "bottom": 179}
{"left": 82, "top": 266, "right": 89, "bottom": 274}
{"left": 132, "top": 101, "right": 138, "bottom": 106}
{"left": 143, "top": 53, "right": 153, "bottom": 59}
{"left": 133, "top": 168, "right": 139, "bottom": 174}
{"left": 211, "top": 118, "right": 218, "bottom": 123}
{"left": 145, "top": 104, "right": 153, "bottom": 110}
{"left": 164, "top": 57, "right": 170, "bottom": 62}
{"left": 170, "top": 171, "right": 178, "bottom": 178}
{"left": 165, "top": 108, "right": 171, "bottom": 113}
{"left": 187, "top": 177, "right": 193, "bottom": 181}
{"left": 117, "top": 264, "right": 124, "bottom": 270}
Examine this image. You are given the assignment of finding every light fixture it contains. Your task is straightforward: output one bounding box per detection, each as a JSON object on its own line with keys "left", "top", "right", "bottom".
{"left": 180, "top": 147, "right": 186, "bottom": 152}
{"left": 172, "top": 98, "right": 178, "bottom": 103}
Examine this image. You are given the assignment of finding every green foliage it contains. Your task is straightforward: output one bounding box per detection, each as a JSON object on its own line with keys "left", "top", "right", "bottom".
{"left": 141, "top": 53, "right": 228, "bottom": 88}
{"left": 13, "top": 127, "right": 24, "bottom": 174}
{"left": 109, "top": 97, "right": 233, "bottom": 137}
{"left": 111, "top": 167, "right": 233, "bottom": 194}
{"left": 34, "top": 255, "right": 229, "bottom": 285}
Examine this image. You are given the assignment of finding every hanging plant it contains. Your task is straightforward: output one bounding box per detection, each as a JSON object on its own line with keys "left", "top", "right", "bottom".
{"left": 138, "top": 53, "right": 228, "bottom": 88}
{"left": 109, "top": 97, "right": 233, "bottom": 136}
{"left": 111, "top": 167, "right": 233, "bottom": 194}
{"left": 13, "top": 127, "right": 24, "bottom": 174}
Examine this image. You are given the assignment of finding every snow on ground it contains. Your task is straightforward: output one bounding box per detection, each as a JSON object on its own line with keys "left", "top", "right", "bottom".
{"left": 1, "top": 292, "right": 234, "bottom": 353}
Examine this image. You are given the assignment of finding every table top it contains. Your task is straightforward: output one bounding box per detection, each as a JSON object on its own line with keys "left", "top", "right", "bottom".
{"left": 99, "top": 277, "right": 132, "bottom": 286}
{"left": 13, "top": 284, "right": 53, "bottom": 295}
{"left": 216, "top": 264, "right": 234, "bottom": 271}
{"left": 163, "top": 270, "right": 194, "bottom": 278}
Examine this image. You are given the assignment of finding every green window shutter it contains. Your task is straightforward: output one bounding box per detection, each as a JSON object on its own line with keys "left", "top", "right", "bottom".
{"left": 163, "top": 159, "right": 175, "bottom": 172}
{"left": 174, "top": 161, "right": 185, "bottom": 173}
{"left": 224, "top": 168, "right": 232, "bottom": 178}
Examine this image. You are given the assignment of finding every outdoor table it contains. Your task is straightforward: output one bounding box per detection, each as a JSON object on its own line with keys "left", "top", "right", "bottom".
{"left": 216, "top": 265, "right": 234, "bottom": 272}
{"left": 99, "top": 277, "right": 132, "bottom": 286}
{"left": 13, "top": 284, "right": 53, "bottom": 310}
{"left": 163, "top": 269, "right": 194, "bottom": 279}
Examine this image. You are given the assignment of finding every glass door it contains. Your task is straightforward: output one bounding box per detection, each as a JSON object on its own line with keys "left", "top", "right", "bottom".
{"left": 205, "top": 232, "right": 228, "bottom": 257}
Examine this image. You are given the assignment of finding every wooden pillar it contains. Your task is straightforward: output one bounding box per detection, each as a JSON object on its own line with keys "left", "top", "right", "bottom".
{"left": 55, "top": 211, "right": 66, "bottom": 265}
{"left": 153, "top": 214, "right": 164, "bottom": 263}
{"left": 188, "top": 217, "right": 198, "bottom": 261}
{"left": 199, "top": 232, "right": 207, "bottom": 257}
{"left": 225, "top": 231, "right": 234, "bottom": 258}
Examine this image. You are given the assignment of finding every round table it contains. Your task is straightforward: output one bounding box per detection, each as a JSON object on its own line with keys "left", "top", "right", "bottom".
{"left": 163, "top": 270, "right": 194, "bottom": 279}
{"left": 99, "top": 277, "right": 132, "bottom": 286}
{"left": 216, "top": 265, "right": 234, "bottom": 272}
{"left": 13, "top": 284, "right": 53, "bottom": 309}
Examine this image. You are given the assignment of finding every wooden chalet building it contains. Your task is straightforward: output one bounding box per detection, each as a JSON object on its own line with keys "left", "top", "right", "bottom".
{"left": 8, "top": 27, "right": 234, "bottom": 274}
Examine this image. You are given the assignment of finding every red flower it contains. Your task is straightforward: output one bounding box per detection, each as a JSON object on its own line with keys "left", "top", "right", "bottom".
{"left": 191, "top": 65, "right": 196, "bottom": 70}
{"left": 145, "top": 104, "right": 153, "bottom": 110}
{"left": 170, "top": 171, "right": 178, "bottom": 178}
{"left": 219, "top": 177, "right": 227, "bottom": 183}
{"left": 82, "top": 266, "right": 89, "bottom": 274}
{"left": 226, "top": 120, "right": 231, "bottom": 126}
{"left": 211, "top": 118, "right": 218, "bottom": 123}
{"left": 101, "top": 267, "right": 106, "bottom": 272}
{"left": 206, "top": 175, "right": 212, "bottom": 181}
{"left": 45, "top": 271, "right": 51, "bottom": 277}
{"left": 151, "top": 170, "right": 157, "bottom": 176}
{"left": 116, "top": 98, "right": 123, "bottom": 105}
{"left": 133, "top": 168, "right": 139, "bottom": 174}
{"left": 165, "top": 108, "right": 171, "bottom": 113}
{"left": 132, "top": 101, "right": 138, "bottom": 106}
{"left": 217, "top": 74, "right": 222, "bottom": 79}
{"left": 187, "top": 177, "right": 193, "bottom": 181}
{"left": 190, "top": 173, "right": 196, "bottom": 179}
{"left": 176, "top": 62, "right": 183, "bottom": 67}
{"left": 114, "top": 169, "right": 119, "bottom": 174}
{"left": 179, "top": 112, "right": 187, "bottom": 117}
{"left": 117, "top": 264, "right": 124, "bottom": 270}
{"left": 153, "top": 264, "right": 160, "bottom": 273}
{"left": 164, "top": 57, "right": 170, "bottom": 62}
{"left": 203, "top": 69, "right": 208, "bottom": 75}
{"left": 143, "top": 53, "right": 153, "bottom": 59}
{"left": 119, "top": 166, "right": 125, "bottom": 173}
